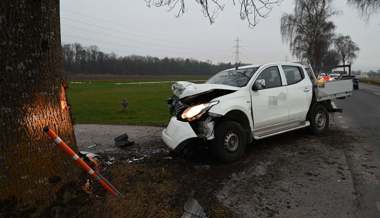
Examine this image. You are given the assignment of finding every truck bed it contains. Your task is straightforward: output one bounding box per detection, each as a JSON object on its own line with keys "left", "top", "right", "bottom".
{"left": 315, "top": 79, "right": 353, "bottom": 101}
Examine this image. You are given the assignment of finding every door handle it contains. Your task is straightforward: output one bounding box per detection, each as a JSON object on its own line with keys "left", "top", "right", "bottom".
{"left": 304, "top": 87, "right": 311, "bottom": 92}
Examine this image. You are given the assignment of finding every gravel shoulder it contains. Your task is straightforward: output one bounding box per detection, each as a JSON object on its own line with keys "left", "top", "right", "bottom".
{"left": 74, "top": 124, "right": 167, "bottom": 159}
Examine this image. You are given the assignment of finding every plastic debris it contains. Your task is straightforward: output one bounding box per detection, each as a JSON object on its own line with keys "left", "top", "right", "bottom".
{"left": 181, "top": 198, "right": 207, "bottom": 218}
{"left": 114, "top": 133, "right": 135, "bottom": 148}
{"left": 127, "top": 156, "right": 145, "bottom": 163}
{"left": 87, "top": 144, "right": 97, "bottom": 149}
{"left": 82, "top": 179, "right": 93, "bottom": 194}
{"left": 79, "top": 151, "right": 102, "bottom": 172}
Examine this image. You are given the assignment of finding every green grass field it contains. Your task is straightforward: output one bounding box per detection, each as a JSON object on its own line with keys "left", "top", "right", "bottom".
{"left": 67, "top": 77, "right": 208, "bottom": 125}
{"left": 359, "top": 78, "right": 380, "bottom": 86}
{"left": 68, "top": 81, "right": 174, "bottom": 125}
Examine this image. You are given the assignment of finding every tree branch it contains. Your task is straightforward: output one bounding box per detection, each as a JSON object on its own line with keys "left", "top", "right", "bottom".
{"left": 145, "top": 0, "right": 281, "bottom": 27}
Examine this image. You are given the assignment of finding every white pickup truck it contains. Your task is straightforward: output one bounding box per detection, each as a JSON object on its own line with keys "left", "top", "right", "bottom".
{"left": 162, "top": 62, "right": 353, "bottom": 162}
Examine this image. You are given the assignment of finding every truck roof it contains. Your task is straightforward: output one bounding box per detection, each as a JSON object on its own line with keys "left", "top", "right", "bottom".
{"left": 228, "top": 62, "right": 305, "bottom": 71}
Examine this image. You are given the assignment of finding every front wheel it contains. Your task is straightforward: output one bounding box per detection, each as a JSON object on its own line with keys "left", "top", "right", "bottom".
{"left": 212, "top": 121, "right": 247, "bottom": 162}
{"left": 308, "top": 104, "right": 329, "bottom": 134}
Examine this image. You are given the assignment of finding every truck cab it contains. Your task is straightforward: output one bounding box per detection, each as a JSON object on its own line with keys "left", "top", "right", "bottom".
{"left": 162, "top": 62, "right": 352, "bottom": 162}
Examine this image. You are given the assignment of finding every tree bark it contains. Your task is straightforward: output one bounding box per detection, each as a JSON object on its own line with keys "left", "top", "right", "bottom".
{"left": 0, "top": 0, "right": 79, "bottom": 205}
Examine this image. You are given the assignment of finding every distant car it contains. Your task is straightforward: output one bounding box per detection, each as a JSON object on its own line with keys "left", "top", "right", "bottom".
{"left": 353, "top": 77, "right": 359, "bottom": 90}
{"left": 329, "top": 73, "right": 341, "bottom": 80}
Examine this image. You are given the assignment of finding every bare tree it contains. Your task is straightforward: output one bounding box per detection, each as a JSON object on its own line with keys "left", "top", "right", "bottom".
{"left": 145, "top": 0, "right": 280, "bottom": 27}
{"left": 280, "top": 0, "right": 337, "bottom": 73}
{"left": 322, "top": 49, "right": 341, "bottom": 71}
{"left": 348, "top": 0, "right": 380, "bottom": 16}
{"left": 0, "top": 0, "right": 78, "bottom": 207}
{"left": 334, "top": 34, "right": 360, "bottom": 72}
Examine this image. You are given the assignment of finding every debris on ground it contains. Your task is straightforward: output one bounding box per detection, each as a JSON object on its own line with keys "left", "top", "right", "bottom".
{"left": 82, "top": 179, "right": 93, "bottom": 194}
{"left": 79, "top": 151, "right": 102, "bottom": 172}
{"left": 87, "top": 144, "right": 97, "bottom": 149}
{"left": 114, "top": 133, "right": 135, "bottom": 148}
{"left": 126, "top": 155, "right": 146, "bottom": 163}
{"left": 181, "top": 197, "right": 208, "bottom": 218}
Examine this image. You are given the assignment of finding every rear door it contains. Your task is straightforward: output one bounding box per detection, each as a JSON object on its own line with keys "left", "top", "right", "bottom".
{"left": 250, "top": 65, "right": 288, "bottom": 130}
{"left": 281, "top": 65, "right": 312, "bottom": 122}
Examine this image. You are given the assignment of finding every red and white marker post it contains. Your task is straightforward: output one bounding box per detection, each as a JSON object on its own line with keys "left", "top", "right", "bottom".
{"left": 43, "top": 126, "right": 123, "bottom": 198}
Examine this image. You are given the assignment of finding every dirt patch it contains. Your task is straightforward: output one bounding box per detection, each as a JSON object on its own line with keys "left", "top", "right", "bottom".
{"left": 66, "top": 156, "right": 236, "bottom": 218}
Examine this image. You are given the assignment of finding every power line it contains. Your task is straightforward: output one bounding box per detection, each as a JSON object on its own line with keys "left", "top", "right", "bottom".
{"left": 60, "top": 9, "right": 235, "bottom": 63}
{"left": 61, "top": 16, "right": 232, "bottom": 56}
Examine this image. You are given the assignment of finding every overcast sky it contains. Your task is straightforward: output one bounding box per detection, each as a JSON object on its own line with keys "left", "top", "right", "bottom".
{"left": 60, "top": 0, "right": 380, "bottom": 71}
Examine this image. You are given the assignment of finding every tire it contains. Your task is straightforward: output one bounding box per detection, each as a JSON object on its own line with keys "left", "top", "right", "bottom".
{"left": 308, "top": 104, "right": 329, "bottom": 134}
{"left": 212, "top": 120, "right": 247, "bottom": 162}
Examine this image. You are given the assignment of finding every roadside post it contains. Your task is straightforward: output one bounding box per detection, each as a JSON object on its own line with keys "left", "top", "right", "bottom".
{"left": 43, "top": 126, "right": 124, "bottom": 198}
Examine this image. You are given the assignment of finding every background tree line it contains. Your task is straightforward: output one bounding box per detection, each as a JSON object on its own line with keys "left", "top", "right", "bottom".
{"left": 63, "top": 43, "right": 234, "bottom": 75}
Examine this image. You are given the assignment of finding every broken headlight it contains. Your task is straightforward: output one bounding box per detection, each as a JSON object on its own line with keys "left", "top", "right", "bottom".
{"left": 181, "top": 101, "right": 219, "bottom": 121}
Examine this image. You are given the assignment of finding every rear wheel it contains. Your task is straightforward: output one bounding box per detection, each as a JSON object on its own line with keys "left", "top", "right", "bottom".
{"left": 308, "top": 104, "right": 329, "bottom": 134}
{"left": 212, "top": 120, "right": 247, "bottom": 162}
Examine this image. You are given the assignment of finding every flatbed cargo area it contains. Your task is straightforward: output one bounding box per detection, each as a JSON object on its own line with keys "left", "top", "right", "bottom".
{"left": 315, "top": 79, "right": 353, "bottom": 101}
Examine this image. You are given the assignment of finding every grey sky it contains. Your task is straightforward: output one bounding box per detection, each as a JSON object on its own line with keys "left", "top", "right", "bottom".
{"left": 60, "top": 0, "right": 380, "bottom": 71}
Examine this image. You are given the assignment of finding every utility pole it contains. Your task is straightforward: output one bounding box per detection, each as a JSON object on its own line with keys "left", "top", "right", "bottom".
{"left": 235, "top": 37, "right": 240, "bottom": 69}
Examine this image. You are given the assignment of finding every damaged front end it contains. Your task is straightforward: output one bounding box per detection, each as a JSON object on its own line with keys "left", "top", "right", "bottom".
{"left": 162, "top": 81, "right": 237, "bottom": 151}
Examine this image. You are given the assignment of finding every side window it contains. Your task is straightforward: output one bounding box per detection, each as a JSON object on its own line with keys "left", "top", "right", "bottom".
{"left": 256, "top": 66, "right": 282, "bottom": 89}
{"left": 282, "top": 65, "right": 304, "bottom": 85}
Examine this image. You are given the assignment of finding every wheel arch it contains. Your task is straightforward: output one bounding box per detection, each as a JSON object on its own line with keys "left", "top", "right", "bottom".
{"left": 307, "top": 100, "right": 333, "bottom": 120}
{"left": 217, "top": 109, "right": 253, "bottom": 143}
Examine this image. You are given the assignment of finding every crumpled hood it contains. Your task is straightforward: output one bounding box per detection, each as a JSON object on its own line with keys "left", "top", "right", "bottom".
{"left": 172, "top": 81, "right": 239, "bottom": 99}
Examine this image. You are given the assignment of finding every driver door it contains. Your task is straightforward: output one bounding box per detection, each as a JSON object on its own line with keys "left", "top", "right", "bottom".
{"left": 250, "top": 65, "right": 288, "bottom": 131}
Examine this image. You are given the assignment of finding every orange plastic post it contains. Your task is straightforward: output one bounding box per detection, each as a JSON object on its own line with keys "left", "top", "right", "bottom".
{"left": 43, "top": 126, "right": 123, "bottom": 198}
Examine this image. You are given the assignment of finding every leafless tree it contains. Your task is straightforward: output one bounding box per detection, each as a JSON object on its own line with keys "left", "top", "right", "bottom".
{"left": 334, "top": 34, "right": 360, "bottom": 72}
{"left": 348, "top": 0, "right": 380, "bottom": 16}
{"left": 322, "top": 49, "right": 341, "bottom": 71}
{"left": 280, "top": 0, "right": 337, "bottom": 73}
{"left": 145, "top": 0, "right": 280, "bottom": 27}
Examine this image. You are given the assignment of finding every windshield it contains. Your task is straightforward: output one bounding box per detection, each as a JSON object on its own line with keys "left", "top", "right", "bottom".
{"left": 206, "top": 67, "right": 259, "bottom": 87}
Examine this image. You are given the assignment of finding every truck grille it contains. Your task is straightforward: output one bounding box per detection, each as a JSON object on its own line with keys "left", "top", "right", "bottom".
{"left": 167, "top": 96, "right": 186, "bottom": 116}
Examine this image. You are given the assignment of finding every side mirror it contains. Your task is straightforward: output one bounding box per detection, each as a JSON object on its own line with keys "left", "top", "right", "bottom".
{"left": 252, "top": 79, "right": 266, "bottom": 91}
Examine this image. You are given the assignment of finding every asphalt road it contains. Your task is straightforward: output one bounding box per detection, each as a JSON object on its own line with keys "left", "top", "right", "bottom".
{"left": 217, "top": 83, "right": 380, "bottom": 218}
{"left": 335, "top": 83, "right": 380, "bottom": 218}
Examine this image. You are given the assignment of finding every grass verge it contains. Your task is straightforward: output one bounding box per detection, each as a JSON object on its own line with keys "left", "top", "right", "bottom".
{"left": 359, "top": 78, "right": 380, "bottom": 86}
{"left": 68, "top": 81, "right": 173, "bottom": 126}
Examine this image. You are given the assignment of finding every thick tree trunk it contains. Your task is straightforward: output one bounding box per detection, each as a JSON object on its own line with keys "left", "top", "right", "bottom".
{"left": 0, "top": 0, "right": 79, "bottom": 205}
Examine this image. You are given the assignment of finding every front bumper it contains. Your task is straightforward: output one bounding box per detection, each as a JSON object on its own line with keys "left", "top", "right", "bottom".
{"left": 162, "top": 117, "right": 198, "bottom": 150}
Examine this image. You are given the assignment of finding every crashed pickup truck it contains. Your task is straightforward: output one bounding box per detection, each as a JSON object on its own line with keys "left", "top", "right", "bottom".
{"left": 162, "top": 62, "right": 353, "bottom": 162}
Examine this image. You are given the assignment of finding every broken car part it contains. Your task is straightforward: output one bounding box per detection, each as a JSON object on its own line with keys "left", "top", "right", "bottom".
{"left": 114, "top": 133, "right": 135, "bottom": 148}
